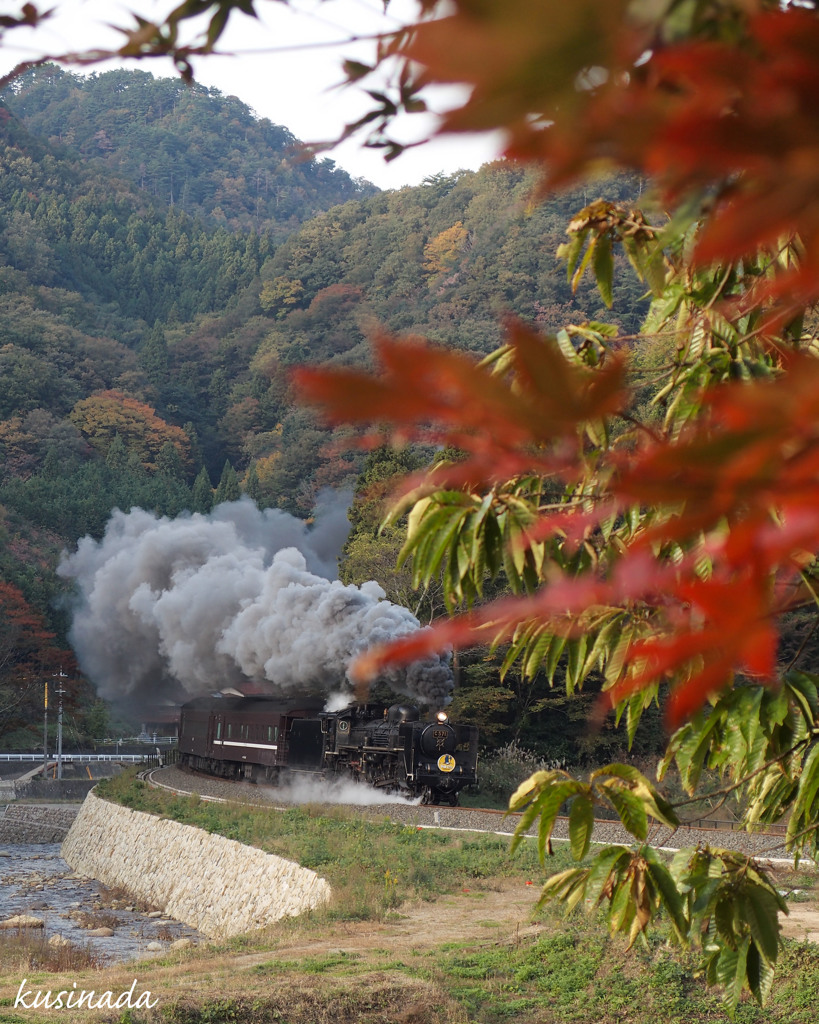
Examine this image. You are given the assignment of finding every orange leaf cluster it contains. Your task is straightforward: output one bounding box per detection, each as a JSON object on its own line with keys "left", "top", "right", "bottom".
{"left": 405, "top": 5, "right": 819, "bottom": 316}
{"left": 301, "top": 331, "right": 819, "bottom": 725}
{"left": 303, "top": 1, "right": 819, "bottom": 725}
{"left": 296, "top": 323, "right": 626, "bottom": 488}
{"left": 69, "top": 390, "right": 192, "bottom": 473}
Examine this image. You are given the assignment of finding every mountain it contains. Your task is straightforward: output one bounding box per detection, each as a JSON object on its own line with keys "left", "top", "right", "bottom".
{"left": 0, "top": 67, "right": 648, "bottom": 748}
{"left": 1, "top": 65, "right": 377, "bottom": 238}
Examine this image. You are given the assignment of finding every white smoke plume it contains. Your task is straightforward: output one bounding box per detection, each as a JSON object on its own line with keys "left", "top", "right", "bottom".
{"left": 259, "top": 775, "right": 422, "bottom": 807}
{"left": 58, "top": 495, "right": 453, "bottom": 709}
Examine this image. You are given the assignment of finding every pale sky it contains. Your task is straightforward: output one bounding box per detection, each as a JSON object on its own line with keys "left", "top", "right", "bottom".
{"left": 0, "top": 0, "right": 504, "bottom": 189}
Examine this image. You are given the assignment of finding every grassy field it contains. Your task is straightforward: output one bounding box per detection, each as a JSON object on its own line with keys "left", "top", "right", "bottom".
{"left": 2, "top": 774, "right": 819, "bottom": 1023}
{"left": 90, "top": 772, "right": 548, "bottom": 918}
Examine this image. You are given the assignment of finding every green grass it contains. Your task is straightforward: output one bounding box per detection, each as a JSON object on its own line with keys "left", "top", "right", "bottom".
{"left": 96, "top": 772, "right": 551, "bottom": 921}
{"left": 87, "top": 772, "right": 819, "bottom": 1024}
{"left": 149, "top": 920, "right": 819, "bottom": 1024}
{"left": 374, "top": 924, "right": 819, "bottom": 1024}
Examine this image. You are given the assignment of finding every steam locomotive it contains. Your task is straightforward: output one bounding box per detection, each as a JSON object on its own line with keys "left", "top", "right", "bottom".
{"left": 177, "top": 695, "right": 479, "bottom": 805}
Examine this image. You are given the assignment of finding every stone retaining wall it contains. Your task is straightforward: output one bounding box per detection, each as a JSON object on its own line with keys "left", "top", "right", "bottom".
{"left": 60, "top": 791, "right": 331, "bottom": 939}
{"left": 0, "top": 804, "right": 79, "bottom": 843}
{"left": 14, "top": 779, "right": 98, "bottom": 802}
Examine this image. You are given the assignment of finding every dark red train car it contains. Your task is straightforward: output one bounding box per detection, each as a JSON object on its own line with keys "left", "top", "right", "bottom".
{"left": 178, "top": 695, "right": 325, "bottom": 781}
{"left": 177, "top": 696, "right": 479, "bottom": 804}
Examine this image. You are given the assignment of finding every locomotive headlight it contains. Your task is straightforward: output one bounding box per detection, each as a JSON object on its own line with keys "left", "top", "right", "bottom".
{"left": 436, "top": 711, "right": 449, "bottom": 724}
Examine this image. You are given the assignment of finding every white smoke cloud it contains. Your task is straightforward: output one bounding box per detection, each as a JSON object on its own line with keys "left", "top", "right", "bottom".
{"left": 259, "top": 775, "right": 423, "bottom": 807}
{"left": 58, "top": 495, "right": 453, "bottom": 709}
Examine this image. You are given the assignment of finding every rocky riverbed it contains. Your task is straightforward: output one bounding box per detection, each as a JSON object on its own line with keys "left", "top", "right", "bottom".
{"left": 0, "top": 844, "right": 201, "bottom": 963}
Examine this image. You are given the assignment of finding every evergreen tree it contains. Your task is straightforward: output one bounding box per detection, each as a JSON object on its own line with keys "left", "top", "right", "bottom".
{"left": 183, "top": 421, "right": 203, "bottom": 473}
{"left": 105, "top": 433, "right": 128, "bottom": 472}
{"left": 243, "top": 461, "right": 262, "bottom": 505}
{"left": 213, "top": 460, "right": 239, "bottom": 504}
{"left": 40, "top": 446, "right": 61, "bottom": 480}
{"left": 156, "top": 439, "right": 184, "bottom": 480}
{"left": 139, "top": 323, "right": 169, "bottom": 386}
{"left": 191, "top": 466, "right": 213, "bottom": 513}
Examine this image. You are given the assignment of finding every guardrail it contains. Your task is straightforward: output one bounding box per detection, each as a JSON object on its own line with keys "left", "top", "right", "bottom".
{"left": 0, "top": 754, "right": 156, "bottom": 762}
{"left": 590, "top": 807, "right": 788, "bottom": 837}
{"left": 675, "top": 816, "right": 788, "bottom": 836}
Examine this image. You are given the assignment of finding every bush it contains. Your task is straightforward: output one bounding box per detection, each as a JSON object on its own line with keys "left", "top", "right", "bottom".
{"left": 476, "top": 741, "right": 565, "bottom": 803}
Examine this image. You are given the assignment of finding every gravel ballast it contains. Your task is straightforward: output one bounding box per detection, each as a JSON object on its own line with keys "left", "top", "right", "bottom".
{"left": 149, "top": 765, "right": 792, "bottom": 861}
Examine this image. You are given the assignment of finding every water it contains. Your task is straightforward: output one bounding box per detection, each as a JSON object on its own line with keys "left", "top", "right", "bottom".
{"left": 0, "top": 844, "right": 201, "bottom": 964}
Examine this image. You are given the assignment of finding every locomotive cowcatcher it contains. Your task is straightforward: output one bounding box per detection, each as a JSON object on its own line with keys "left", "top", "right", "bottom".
{"left": 177, "top": 695, "right": 479, "bottom": 805}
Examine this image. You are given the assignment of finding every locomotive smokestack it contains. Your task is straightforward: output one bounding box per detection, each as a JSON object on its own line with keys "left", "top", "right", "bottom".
{"left": 58, "top": 495, "right": 453, "bottom": 709}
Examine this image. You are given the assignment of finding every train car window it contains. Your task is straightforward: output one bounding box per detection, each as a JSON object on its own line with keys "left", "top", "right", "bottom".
{"left": 274, "top": 725, "right": 279, "bottom": 741}
{"left": 267, "top": 726, "right": 273, "bottom": 742}
{"left": 227, "top": 723, "right": 232, "bottom": 739}
{"left": 216, "top": 722, "right": 222, "bottom": 740}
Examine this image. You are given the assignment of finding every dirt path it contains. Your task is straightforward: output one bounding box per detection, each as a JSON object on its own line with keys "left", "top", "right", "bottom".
{"left": 780, "top": 905, "right": 819, "bottom": 944}
{"left": 234, "top": 878, "right": 546, "bottom": 967}
{"left": 245, "top": 874, "right": 819, "bottom": 970}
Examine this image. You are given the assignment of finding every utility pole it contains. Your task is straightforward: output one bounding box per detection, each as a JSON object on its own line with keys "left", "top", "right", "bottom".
{"left": 55, "top": 669, "right": 68, "bottom": 780}
{"left": 43, "top": 677, "right": 48, "bottom": 777}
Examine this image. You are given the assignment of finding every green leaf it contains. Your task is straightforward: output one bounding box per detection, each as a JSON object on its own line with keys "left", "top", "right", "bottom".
{"left": 536, "top": 779, "right": 587, "bottom": 862}
{"left": 568, "top": 794, "right": 594, "bottom": 860}
{"left": 741, "top": 885, "right": 782, "bottom": 966}
{"left": 523, "top": 627, "right": 556, "bottom": 679}
{"left": 558, "top": 229, "right": 587, "bottom": 280}
{"left": 786, "top": 670, "right": 819, "bottom": 729}
{"left": 483, "top": 511, "right": 503, "bottom": 577}
{"left": 608, "top": 871, "right": 637, "bottom": 935}
{"left": 545, "top": 634, "right": 567, "bottom": 683}
{"left": 508, "top": 799, "right": 543, "bottom": 856}
{"left": 584, "top": 845, "right": 631, "bottom": 904}
{"left": 508, "top": 769, "right": 554, "bottom": 812}
{"left": 746, "top": 941, "right": 775, "bottom": 1006}
{"left": 592, "top": 231, "right": 614, "bottom": 307}
{"left": 674, "top": 711, "right": 721, "bottom": 793}
{"left": 591, "top": 763, "right": 679, "bottom": 829}
{"left": 600, "top": 782, "right": 648, "bottom": 841}
{"left": 536, "top": 867, "right": 589, "bottom": 912}
{"left": 787, "top": 741, "right": 819, "bottom": 848}
{"left": 565, "top": 634, "right": 589, "bottom": 690}
{"left": 714, "top": 892, "right": 737, "bottom": 945}
{"left": 643, "top": 848, "right": 689, "bottom": 943}
{"left": 571, "top": 234, "right": 597, "bottom": 294}
{"left": 643, "top": 245, "right": 668, "bottom": 296}
{"left": 725, "top": 937, "right": 750, "bottom": 1018}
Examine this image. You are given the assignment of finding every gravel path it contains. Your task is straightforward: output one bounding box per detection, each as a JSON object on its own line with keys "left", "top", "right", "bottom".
{"left": 151, "top": 766, "right": 793, "bottom": 860}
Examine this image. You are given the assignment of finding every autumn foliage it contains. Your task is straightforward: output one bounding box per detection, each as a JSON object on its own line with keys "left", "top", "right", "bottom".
{"left": 9, "top": 0, "right": 819, "bottom": 1010}
{"left": 296, "top": 1, "right": 819, "bottom": 1006}
{"left": 297, "top": 328, "right": 819, "bottom": 726}
{"left": 69, "top": 390, "right": 192, "bottom": 473}
{"left": 296, "top": 0, "right": 819, "bottom": 730}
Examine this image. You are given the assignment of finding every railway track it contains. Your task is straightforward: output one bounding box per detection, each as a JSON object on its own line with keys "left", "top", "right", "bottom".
{"left": 142, "top": 764, "right": 800, "bottom": 863}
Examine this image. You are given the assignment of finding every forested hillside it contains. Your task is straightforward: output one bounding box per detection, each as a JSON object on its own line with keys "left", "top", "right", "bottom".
{"left": 2, "top": 66, "right": 376, "bottom": 236}
{"left": 0, "top": 67, "right": 647, "bottom": 750}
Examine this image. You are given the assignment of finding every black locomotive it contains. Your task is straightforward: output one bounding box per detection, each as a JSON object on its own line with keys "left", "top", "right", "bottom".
{"left": 177, "top": 695, "right": 479, "bottom": 805}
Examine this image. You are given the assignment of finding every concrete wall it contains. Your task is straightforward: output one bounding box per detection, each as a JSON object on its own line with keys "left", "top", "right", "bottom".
{"left": 0, "top": 804, "right": 79, "bottom": 843}
{"left": 14, "top": 779, "right": 97, "bottom": 802}
{"left": 60, "top": 791, "right": 331, "bottom": 939}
